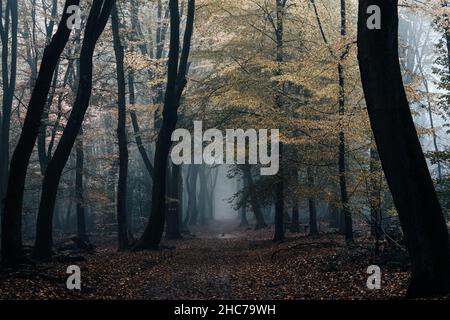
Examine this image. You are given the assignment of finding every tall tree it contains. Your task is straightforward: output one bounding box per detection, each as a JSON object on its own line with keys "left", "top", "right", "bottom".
{"left": 358, "top": 0, "right": 450, "bottom": 297}
{"left": 242, "top": 165, "right": 267, "bottom": 230}
{"left": 273, "top": 0, "right": 286, "bottom": 242}
{"left": 111, "top": 2, "right": 130, "bottom": 251}
{"left": 75, "top": 128, "right": 88, "bottom": 242}
{"left": 33, "top": 0, "right": 115, "bottom": 260}
{"left": 338, "top": 0, "right": 353, "bottom": 243}
{"left": 186, "top": 165, "right": 199, "bottom": 226}
{"left": 166, "top": 163, "right": 183, "bottom": 240}
{"left": 0, "top": 0, "right": 18, "bottom": 223}
{"left": 136, "top": 0, "right": 196, "bottom": 250}
{"left": 307, "top": 167, "right": 319, "bottom": 236}
{"left": 37, "top": 0, "right": 59, "bottom": 174}
{"left": 1, "top": 0, "right": 80, "bottom": 266}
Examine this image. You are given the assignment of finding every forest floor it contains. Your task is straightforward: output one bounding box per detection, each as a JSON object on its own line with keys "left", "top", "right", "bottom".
{"left": 0, "top": 220, "right": 419, "bottom": 300}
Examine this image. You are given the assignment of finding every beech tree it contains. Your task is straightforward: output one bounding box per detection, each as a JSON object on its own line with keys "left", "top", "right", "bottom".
{"left": 358, "top": 0, "right": 450, "bottom": 297}
{"left": 111, "top": 2, "right": 130, "bottom": 251}
{"left": 136, "top": 0, "right": 196, "bottom": 250}
{"left": 1, "top": 0, "right": 80, "bottom": 266}
{"left": 0, "top": 0, "right": 18, "bottom": 222}
{"left": 33, "top": 0, "right": 115, "bottom": 260}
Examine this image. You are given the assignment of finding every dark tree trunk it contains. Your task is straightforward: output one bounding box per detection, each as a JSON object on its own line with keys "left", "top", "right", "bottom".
{"left": 307, "top": 167, "right": 319, "bottom": 236}
{"left": 369, "top": 147, "right": 382, "bottom": 245}
{"left": 112, "top": 3, "right": 130, "bottom": 251}
{"left": 358, "top": 0, "right": 450, "bottom": 298}
{"left": 338, "top": 0, "right": 353, "bottom": 243}
{"left": 33, "top": 1, "right": 114, "bottom": 261}
{"left": 0, "top": 0, "right": 18, "bottom": 229}
{"left": 186, "top": 165, "right": 199, "bottom": 226}
{"left": 242, "top": 165, "right": 267, "bottom": 230}
{"left": 240, "top": 205, "right": 249, "bottom": 227}
{"left": 239, "top": 178, "right": 249, "bottom": 227}
{"left": 75, "top": 129, "right": 87, "bottom": 241}
{"left": 128, "top": 73, "right": 154, "bottom": 178}
{"left": 198, "top": 166, "right": 208, "bottom": 226}
{"left": 1, "top": 0, "right": 79, "bottom": 266}
{"left": 166, "top": 163, "right": 182, "bottom": 240}
{"left": 273, "top": 0, "right": 286, "bottom": 242}
{"left": 136, "top": 0, "right": 195, "bottom": 250}
{"left": 38, "top": 61, "right": 59, "bottom": 175}
{"left": 290, "top": 203, "right": 300, "bottom": 233}
{"left": 187, "top": 166, "right": 198, "bottom": 226}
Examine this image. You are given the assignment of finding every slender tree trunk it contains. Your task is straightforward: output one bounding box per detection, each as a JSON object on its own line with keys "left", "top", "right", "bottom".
{"left": 33, "top": 1, "right": 114, "bottom": 260}
{"left": 198, "top": 166, "right": 208, "bottom": 226}
{"left": 188, "top": 165, "right": 199, "bottom": 226}
{"left": 128, "top": 73, "right": 154, "bottom": 178}
{"left": 338, "top": 0, "right": 353, "bottom": 243}
{"left": 307, "top": 167, "right": 319, "bottom": 236}
{"left": 38, "top": 61, "right": 59, "bottom": 175}
{"left": 240, "top": 205, "right": 249, "bottom": 227}
{"left": 358, "top": 0, "right": 450, "bottom": 298}
{"left": 166, "top": 163, "right": 182, "bottom": 239}
{"left": 0, "top": 0, "right": 18, "bottom": 229}
{"left": 369, "top": 147, "right": 382, "bottom": 243}
{"left": 75, "top": 129, "right": 87, "bottom": 241}
{"left": 136, "top": 0, "right": 195, "bottom": 250}
{"left": 242, "top": 165, "right": 267, "bottom": 229}
{"left": 419, "top": 64, "right": 442, "bottom": 180}
{"left": 112, "top": 3, "right": 130, "bottom": 251}
{"left": 290, "top": 203, "right": 300, "bottom": 233}
{"left": 273, "top": 0, "right": 286, "bottom": 242}
{"left": 1, "top": 0, "right": 80, "bottom": 266}
{"left": 239, "top": 178, "right": 249, "bottom": 227}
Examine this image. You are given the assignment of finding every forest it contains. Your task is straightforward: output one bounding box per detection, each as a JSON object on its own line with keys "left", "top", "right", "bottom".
{"left": 0, "top": 0, "right": 449, "bottom": 303}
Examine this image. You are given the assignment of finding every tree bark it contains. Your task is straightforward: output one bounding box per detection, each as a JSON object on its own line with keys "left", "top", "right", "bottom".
{"left": 338, "top": 0, "right": 353, "bottom": 243}
{"left": 186, "top": 165, "right": 199, "bottom": 226}
{"left": 33, "top": 0, "right": 114, "bottom": 261}
{"left": 112, "top": 3, "right": 130, "bottom": 251}
{"left": 242, "top": 165, "right": 267, "bottom": 230}
{"left": 1, "top": 0, "right": 80, "bottom": 266}
{"left": 75, "top": 128, "right": 88, "bottom": 241}
{"left": 273, "top": 0, "right": 286, "bottom": 242}
{"left": 136, "top": 0, "right": 195, "bottom": 250}
{"left": 166, "top": 163, "right": 182, "bottom": 239}
{"left": 358, "top": 0, "right": 450, "bottom": 297}
{"left": 307, "top": 167, "right": 319, "bottom": 236}
{"left": 0, "top": 0, "right": 18, "bottom": 229}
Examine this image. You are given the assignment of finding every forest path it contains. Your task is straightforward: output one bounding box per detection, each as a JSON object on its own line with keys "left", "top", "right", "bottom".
{"left": 0, "top": 222, "right": 410, "bottom": 299}
{"left": 134, "top": 222, "right": 408, "bottom": 300}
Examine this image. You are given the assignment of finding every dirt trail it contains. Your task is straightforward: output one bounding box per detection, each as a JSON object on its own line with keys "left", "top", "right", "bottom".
{"left": 0, "top": 221, "right": 410, "bottom": 300}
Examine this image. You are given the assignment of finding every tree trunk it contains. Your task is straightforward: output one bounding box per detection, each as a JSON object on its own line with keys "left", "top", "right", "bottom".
{"left": 166, "top": 163, "right": 182, "bottom": 240}
{"left": 290, "top": 203, "right": 300, "bottom": 233}
{"left": 188, "top": 164, "right": 200, "bottom": 226}
{"left": 273, "top": 0, "right": 286, "bottom": 242}
{"left": 358, "top": 0, "right": 450, "bottom": 298}
{"left": 198, "top": 166, "right": 208, "bottom": 226}
{"left": 112, "top": 3, "right": 130, "bottom": 251}
{"left": 369, "top": 147, "right": 382, "bottom": 244}
{"left": 75, "top": 129, "right": 88, "bottom": 241}
{"left": 0, "top": 0, "right": 18, "bottom": 230}
{"left": 338, "top": 0, "right": 353, "bottom": 243}
{"left": 136, "top": 0, "right": 195, "bottom": 250}
{"left": 242, "top": 165, "right": 267, "bottom": 230}
{"left": 307, "top": 167, "right": 319, "bottom": 236}
{"left": 186, "top": 165, "right": 199, "bottom": 226}
{"left": 33, "top": 1, "right": 114, "bottom": 261}
{"left": 240, "top": 205, "right": 249, "bottom": 227}
{"left": 128, "top": 73, "right": 154, "bottom": 178}
{"left": 1, "top": 0, "right": 79, "bottom": 266}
